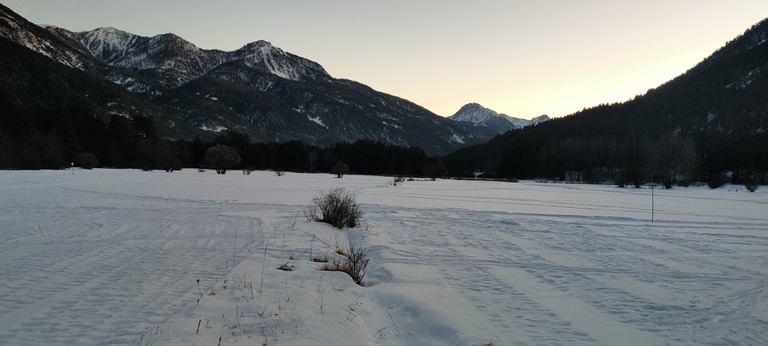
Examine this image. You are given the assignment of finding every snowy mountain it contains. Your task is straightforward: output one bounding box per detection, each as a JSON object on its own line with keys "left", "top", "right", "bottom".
{"left": 52, "top": 27, "right": 331, "bottom": 88}
{"left": 0, "top": 3, "right": 478, "bottom": 155}
{"left": 448, "top": 103, "right": 549, "bottom": 140}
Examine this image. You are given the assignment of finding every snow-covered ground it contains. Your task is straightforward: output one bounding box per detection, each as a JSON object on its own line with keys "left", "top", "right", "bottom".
{"left": 1, "top": 169, "right": 766, "bottom": 345}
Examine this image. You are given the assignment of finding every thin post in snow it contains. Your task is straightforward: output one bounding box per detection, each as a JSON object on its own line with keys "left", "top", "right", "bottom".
{"left": 651, "top": 171, "right": 655, "bottom": 223}
{"left": 259, "top": 244, "right": 267, "bottom": 293}
{"left": 309, "top": 234, "right": 314, "bottom": 261}
{"left": 232, "top": 227, "right": 238, "bottom": 267}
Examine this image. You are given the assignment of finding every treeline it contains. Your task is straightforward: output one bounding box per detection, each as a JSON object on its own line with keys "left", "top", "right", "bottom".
{"left": 450, "top": 130, "right": 702, "bottom": 186}
{"left": 0, "top": 107, "right": 440, "bottom": 177}
{"left": 445, "top": 111, "right": 767, "bottom": 187}
{"left": 195, "top": 131, "right": 438, "bottom": 176}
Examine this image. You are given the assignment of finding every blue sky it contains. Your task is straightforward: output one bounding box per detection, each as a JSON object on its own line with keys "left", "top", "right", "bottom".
{"left": 5, "top": 0, "right": 768, "bottom": 118}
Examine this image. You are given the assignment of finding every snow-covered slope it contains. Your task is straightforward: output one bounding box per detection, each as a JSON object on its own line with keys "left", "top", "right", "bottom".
{"left": 0, "top": 7, "right": 90, "bottom": 69}
{"left": 232, "top": 40, "right": 329, "bottom": 81}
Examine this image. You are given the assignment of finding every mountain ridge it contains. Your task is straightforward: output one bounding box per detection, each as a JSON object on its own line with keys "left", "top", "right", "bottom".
{"left": 0, "top": 3, "right": 479, "bottom": 156}
{"left": 48, "top": 26, "right": 331, "bottom": 88}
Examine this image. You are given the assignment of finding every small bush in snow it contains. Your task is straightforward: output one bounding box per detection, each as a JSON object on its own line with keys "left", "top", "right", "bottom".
{"left": 320, "top": 237, "right": 370, "bottom": 286}
{"left": 305, "top": 188, "right": 363, "bottom": 229}
{"left": 75, "top": 152, "right": 99, "bottom": 169}
{"left": 708, "top": 173, "right": 728, "bottom": 189}
{"left": 311, "top": 256, "right": 329, "bottom": 263}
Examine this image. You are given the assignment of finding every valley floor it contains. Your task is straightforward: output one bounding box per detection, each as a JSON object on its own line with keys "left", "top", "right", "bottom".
{"left": 0, "top": 169, "right": 766, "bottom": 345}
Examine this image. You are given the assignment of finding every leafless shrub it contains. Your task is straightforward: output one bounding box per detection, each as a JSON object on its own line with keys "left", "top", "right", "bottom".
{"left": 319, "top": 237, "right": 369, "bottom": 286}
{"left": 311, "top": 256, "right": 329, "bottom": 263}
{"left": 304, "top": 188, "right": 363, "bottom": 229}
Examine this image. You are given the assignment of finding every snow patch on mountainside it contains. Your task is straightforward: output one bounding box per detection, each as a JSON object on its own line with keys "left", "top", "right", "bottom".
{"left": 726, "top": 67, "right": 761, "bottom": 89}
{"left": 450, "top": 133, "right": 466, "bottom": 144}
{"left": 199, "top": 124, "right": 227, "bottom": 132}
{"left": 294, "top": 105, "right": 329, "bottom": 129}
{"left": 307, "top": 115, "right": 328, "bottom": 129}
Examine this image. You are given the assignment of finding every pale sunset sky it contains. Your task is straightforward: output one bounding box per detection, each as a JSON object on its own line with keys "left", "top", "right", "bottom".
{"left": 5, "top": 0, "right": 768, "bottom": 119}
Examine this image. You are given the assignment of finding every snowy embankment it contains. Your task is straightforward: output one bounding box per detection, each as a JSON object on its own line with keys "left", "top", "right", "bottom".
{"left": 0, "top": 169, "right": 766, "bottom": 345}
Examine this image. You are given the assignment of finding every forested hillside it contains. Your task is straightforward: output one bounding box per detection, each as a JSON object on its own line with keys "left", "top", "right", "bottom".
{"left": 444, "top": 19, "right": 768, "bottom": 186}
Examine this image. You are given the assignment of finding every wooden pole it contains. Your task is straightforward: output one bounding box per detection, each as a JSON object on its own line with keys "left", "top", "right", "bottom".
{"left": 651, "top": 171, "right": 654, "bottom": 223}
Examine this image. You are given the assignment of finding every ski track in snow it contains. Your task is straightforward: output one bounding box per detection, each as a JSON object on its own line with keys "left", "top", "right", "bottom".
{"left": 0, "top": 169, "right": 766, "bottom": 345}
{"left": 361, "top": 181, "right": 768, "bottom": 345}
{"left": 0, "top": 183, "right": 271, "bottom": 343}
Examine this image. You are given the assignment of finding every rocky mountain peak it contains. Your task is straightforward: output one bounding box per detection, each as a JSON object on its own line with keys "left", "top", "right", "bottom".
{"left": 449, "top": 103, "right": 501, "bottom": 123}
{"left": 530, "top": 114, "right": 551, "bottom": 125}
{"left": 447, "top": 103, "right": 551, "bottom": 141}
{"left": 234, "top": 40, "right": 329, "bottom": 81}
{"left": 79, "top": 27, "right": 138, "bottom": 64}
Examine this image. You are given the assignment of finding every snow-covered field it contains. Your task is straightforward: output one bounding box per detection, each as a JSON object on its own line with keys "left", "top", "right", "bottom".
{"left": 1, "top": 169, "right": 766, "bottom": 345}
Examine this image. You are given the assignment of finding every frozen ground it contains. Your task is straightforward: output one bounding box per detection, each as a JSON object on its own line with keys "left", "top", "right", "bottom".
{"left": 0, "top": 169, "right": 766, "bottom": 345}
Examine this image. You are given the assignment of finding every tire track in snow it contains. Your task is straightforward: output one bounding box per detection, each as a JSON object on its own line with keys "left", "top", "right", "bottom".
{"left": 0, "top": 199, "right": 274, "bottom": 344}
{"left": 363, "top": 186, "right": 768, "bottom": 345}
{"left": 365, "top": 207, "right": 602, "bottom": 344}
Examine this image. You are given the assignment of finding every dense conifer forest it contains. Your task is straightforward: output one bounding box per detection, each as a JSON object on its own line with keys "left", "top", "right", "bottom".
{"left": 444, "top": 19, "right": 768, "bottom": 187}
{"left": 0, "top": 104, "right": 438, "bottom": 177}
